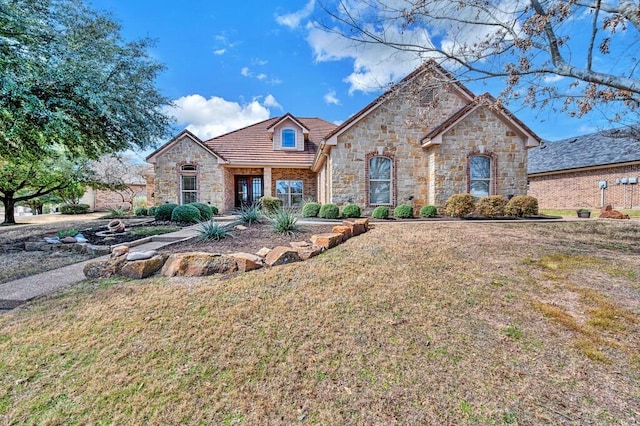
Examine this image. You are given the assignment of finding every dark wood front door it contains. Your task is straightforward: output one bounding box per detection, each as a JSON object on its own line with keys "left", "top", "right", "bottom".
{"left": 235, "top": 175, "right": 264, "bottom": 207}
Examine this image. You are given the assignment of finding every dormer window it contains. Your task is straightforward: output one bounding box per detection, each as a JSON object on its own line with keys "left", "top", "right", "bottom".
{"left": 281, "top": 128, "right": 296, "bottom": 149}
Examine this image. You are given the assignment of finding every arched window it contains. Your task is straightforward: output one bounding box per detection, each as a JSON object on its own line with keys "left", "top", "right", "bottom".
{"left": 468, "top": 155, "right": 492, "bottom": 197}
{"left": 368, "top": 156, "right": 392, "bottom": 205}
{"left": 281, "top": 128, "right": 296, "bottom": 148}
{"left": 180, "top": 164, "right": 197, "bottom": 204}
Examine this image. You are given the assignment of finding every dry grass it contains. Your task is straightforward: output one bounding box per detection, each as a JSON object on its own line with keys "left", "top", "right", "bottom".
{"left": 1, "top": 221, "right": 639, "bottom": 424}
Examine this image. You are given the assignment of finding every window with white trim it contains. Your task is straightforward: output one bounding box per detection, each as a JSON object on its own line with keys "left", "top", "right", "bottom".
{"left": 368, "top": 156, "right": 392, "bottom": 205}
{"left": 469, "top": 155, "right": 491, "bottom": 197}
{"left": 281, "top": 128, "right": 296, "bottom": 148}
{"left": 180, "top": 164, "right": 197, "bottom": 204}
{"left": 276, "top": 180, "right": 303, "bottom": 207}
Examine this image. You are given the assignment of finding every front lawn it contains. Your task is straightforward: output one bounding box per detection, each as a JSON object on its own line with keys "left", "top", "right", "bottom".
{"left": 1, "top": 221, "right": 639, "bottom": 424}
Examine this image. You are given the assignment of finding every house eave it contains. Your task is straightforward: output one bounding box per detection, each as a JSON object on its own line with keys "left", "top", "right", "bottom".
{"left": 528, "top": 160, "right": 640, "bottom": 178}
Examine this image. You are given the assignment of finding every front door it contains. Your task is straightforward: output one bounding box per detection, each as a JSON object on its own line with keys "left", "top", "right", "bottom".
{"left": 235, "top": 175, "right": 264, "bottom": 207}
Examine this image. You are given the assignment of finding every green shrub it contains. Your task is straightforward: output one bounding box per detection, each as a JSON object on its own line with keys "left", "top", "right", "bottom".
{"left": 318, "top": 203, "right": 339, "bottom": 219}
{"left": 147, "top": 206, "right": 157, "bottom": 217}
{"left": 475, "top": 195, "right": 507, "bottom": 217}
{"left": 301, "top": 202, "right": 321, "bottom": 218}
{"left": 505, "top": 195, "right": 539, "bottom": 217}
{"left": 210, "top": 205, "right": 219, "bottom": 215}
{"left": 270, "top": 209, "right": 300, "bottom": 235}
{"left": 372, "top": 206, "right": 389, "bottom": 219}
{"left": 57, "top": 228, "right": 79, "bottom": 238}
{"left": 260, "top": 196, "right": 281, "bottom": 214}
{"left": 134, "top": 207, "right": 148, "bottom": 216}
{"left": 188, "top": 202, "right": 213, "bottom": 220}
{"left": 155, "top": 203, "right": 178, "bottom": 221}
{"left": 196, "top": 220, "right": 233, "bottom": 241}
{"left": 236, "top": 203, "right": 262, "bottom": 224}
{"left": 394, "top": 204, "right": 414, "bottom": 219}
{"left": 341, "top": 204, "right": 361, "bottom": 218}
{"left": 444, "top": 194, "right": 476, "bottom": 218}
{"left": 59, "top": 203, "right": 89, "bottom": 215}
{"left": 419, "top": 205, "right": 438, "bottom": 218}
{"left": 171, "top": 204, "right": 202, "bottom": 223}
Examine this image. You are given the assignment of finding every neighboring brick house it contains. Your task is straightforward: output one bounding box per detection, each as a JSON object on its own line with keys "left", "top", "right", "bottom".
{"left": 528, "top": 128, "right": 640, "bottom": 209}
{"left": 147, "top": 62, "right": 540, "bottom": 213}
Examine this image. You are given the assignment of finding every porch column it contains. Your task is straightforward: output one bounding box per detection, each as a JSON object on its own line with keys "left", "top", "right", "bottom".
{"left": 263, "top": 167, "right": 272, "bottom": 197}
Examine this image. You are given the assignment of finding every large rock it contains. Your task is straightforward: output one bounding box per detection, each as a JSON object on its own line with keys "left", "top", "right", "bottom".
{"left": 161, "top": 252, "right": 238, "bottom": 277}
{"left": 310, "top": 233, "right": 343, "bottom": 250}
{"left": 354, "top": 218, "right": 370, "bottom": 231}
{"left": 120, "top": 255, "right": 166, "bottom": 279}
{"left": 111, "top": 245, "right": 130, "bottom": 259}
{"left": 24, "top": 241, "right": 46, "bottom": 251}
{"left": 126, "top": 251, "right": 158, "bottom": 261}
{"left": 87, "top": 244, "right": 111, "bottom": 256}
{"left": 293, "top": 245, "right": 324, "bottom": 261}
{"left": 265, "top": 246, "right": 301, "bottom": 267}
{"left": 60, "top": 236, "right": 77, "bottom": 244}
{"left": 83, "top": 260, "right": 113, "bottom": 279}
{"left": 256, "top": 247, "right": 271, "bottom": 257}
{"left": 331, "top": 225, "right": 352, "bottom": 240}
{"left": 230, "top": 252, "right": 264, "bottom": 272}
{"left": 599, "top": 205, "right": 630, "bottom": 219}
{"left": 342, "top": 220, "right": 366, "bottom": 236}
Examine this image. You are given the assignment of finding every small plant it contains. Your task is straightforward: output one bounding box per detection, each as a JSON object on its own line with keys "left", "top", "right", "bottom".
{"left": 318, "top": 203, "right": 339, "bottom": 219}
{"left": 155, "top": 203, "right": 178, "bottom": 221}
{"left": 394, "top": 204, "right": 414, "bottom": 218}
{"left": 260, "top": 196, "right": 281, "bottom": 214}
{"left": 105, "top": 207, "right": 129, "bottom": 218}
{"left": 419, "top": 205, "right": 438, "bottom": 218}
{"left": 444, "top": 193, "right": 476, "bottom": 217}
{"left": 134, "top": 207, "right": 148, "bottom": 216}
{"left": 236, "top": 203, "right": 262, "bottom": 224}
{"left": 372, "top": 206, "right": 389, "bottom": 219}
{"left": 188, "top": 202, "right": 213, "bottom": 220}
{"left": 270, "top": 208, "right": 300, "bottom": 235}
{"left": 342, "top": 204, "right": 361, "bottom": 218}
{"left": 210, "top": 205, "right": 219, "bottom": 215}
{"left": 475, "top": 195, "right": 507, "bottom": 217}
{"left": 504, "top": 326, "right": 524, "bottom": 339}
{"left": 301, "top": 202, "right": 321, "bottom": 218}
{"left": 577, "top": 208, "right": 590, "bottom": 213}
{"left": 57, "top": 228, "right": 79, "bottom": 238}
{"left": 505, "top": 195, "right": 539, "bottom": 217}
{"left": 147, "top": 206, "right": 157, "bottom": 217}
{"left": 196, "top": 219, "right": 233, "bottom": 241}
{"left": 59, "top": 203, "right": 90, "bottom": 215}
{"left": 171, "top": 204, "right": 202, "bottom": 223}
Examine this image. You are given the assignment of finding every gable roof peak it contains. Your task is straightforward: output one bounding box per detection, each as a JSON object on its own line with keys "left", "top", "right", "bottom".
{"left": 267, "top": 113, "right": 310, "bottom": 134}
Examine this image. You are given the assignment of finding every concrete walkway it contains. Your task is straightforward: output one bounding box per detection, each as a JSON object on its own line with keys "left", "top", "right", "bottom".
{"left": 0, "top": 225, "right": 201, "bottom": 311}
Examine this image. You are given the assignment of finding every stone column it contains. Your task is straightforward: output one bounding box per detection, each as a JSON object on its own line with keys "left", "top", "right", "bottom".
{"left": 263, "top": 167, "right": 272, "bottom": 197}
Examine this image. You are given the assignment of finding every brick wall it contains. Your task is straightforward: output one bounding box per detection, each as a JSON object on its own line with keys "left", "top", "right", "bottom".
{"left": 529, "top": 163, "right": 640, "bottom": 209}
{"left": 271, "top": 168, "right": 316, "bottom": 200}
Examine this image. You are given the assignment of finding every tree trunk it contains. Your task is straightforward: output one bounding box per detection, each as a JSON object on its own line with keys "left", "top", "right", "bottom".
{"left": 2, "top": 195, "right": 16, "bottom": 225}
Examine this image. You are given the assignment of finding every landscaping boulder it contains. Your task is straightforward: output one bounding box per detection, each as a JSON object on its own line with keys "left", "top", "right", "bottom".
{"left": 126, "top": 251, "right": 158, "bottom": 261}
{"left": 87, "top": 244, "right": 111, "bottom": 256}
{"left": 24, "top": 241, "right": 46, "bottom": 251}
{"left": 230, "top": 252, "right": 264, "bottom": 272}
{"left": 61, "top": 236, "right": 77, "bottom": 244}
{"left": 290, "top": 241, "right": 310, "bottom": 248}
{"left": 83, "top": 260, "right": 113, "bottom": 279}
{"left": 331, "top": 225, "right": 352, "bottom": 240}
{"left": 256, "top": 247, "right": 271, "bottom": 257}
{"left": 111, "top": 245, "right": 130, "bottom": 258}
{"left": 342, "top": 220, "right": 366, "bottom": 236}
{"left": 599, "top": 205, "right": 630, "bottom": 219}
{"left": 161, "top": 252, "right": 238, "bottom": 277}
{"left": 293, "top": 245, "right": 323, "bottom": 261}
{"left": 265, "top": 246, "right": 301, "bottom": 267}
{"left": 310, "top": 233, "right": 343, "bottom": 249}
{"left": 120, "top": 255, "right": 166, "bottom": 279}
{"left": 354, "top": 218, "right": 370, "bottom": 231}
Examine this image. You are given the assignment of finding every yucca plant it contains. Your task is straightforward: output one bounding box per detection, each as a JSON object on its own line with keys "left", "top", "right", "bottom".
{"left": 235, "top": 203, "right": 262, "bottom": 224}
{"left": 269, "top": 208, "right": 300, "bottom": 236}
{"left": 195, "top": 219, "right": 234, "bottom": 241}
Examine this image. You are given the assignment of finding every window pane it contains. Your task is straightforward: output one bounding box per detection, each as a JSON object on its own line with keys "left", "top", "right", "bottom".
{"left": 182, "top": 191, "right": 197, "bottom": 204}
{"left": 369, "top": 157, "right": 391, "bottom": 180}
{"left": 276, "top": 180, "right": 288, "bottom": 194}
{"left": 181, "top": 164, "right": 196, "bottom": 171}
{"left": 470, "top": 181, "right": 490, "bottom": 198}
{"left": 369, "top": 181, "right": 391, "bottom": 204}
{"left": 182, "top": 176, "right": 196, "bottom": 191}
{"left": 282, "top": 129, "right": 296, "bottom": 148}
{"left": 470, "top": 156, "right": 490, "bottom": 179}
{"left": 291, "top": 194, "right": 303, "bottom": 207}
{"left": 289, "top": 180, "right": 303, "bottom": 194}
{"left": 277, "top": 194, "right": 288, "bottom": 206}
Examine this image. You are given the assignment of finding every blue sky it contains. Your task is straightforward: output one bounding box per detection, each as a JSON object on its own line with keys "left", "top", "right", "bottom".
{"left": 91, "top": 0, "right": 618, "bottom": 156}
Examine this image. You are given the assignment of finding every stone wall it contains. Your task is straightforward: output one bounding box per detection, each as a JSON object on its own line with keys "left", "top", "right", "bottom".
{"left": 529, "top": 164, "right": 640, "bottom": 209}
{"left": 94, "top": 185, "right": 146, "bottom": 210}
{"left": 153, "top": 136, "right": 224, "bottom": 207}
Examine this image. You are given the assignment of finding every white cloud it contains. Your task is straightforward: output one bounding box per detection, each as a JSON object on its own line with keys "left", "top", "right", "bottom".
{"left": 240, "top": 67, "right": 251, "bottom": 77}
{"left": 213, "top": 33, "right": 239, "bottom": 55}
{"left": 256, "top": 73, "right": 267, "bottom": 80}
{"left": 324, "top": 90, "right": 340, "bottom": 105}
{"left": 276, "top": 0, "right": 315, "bottom": 29}
{"left": 167, "top": 94, "right": 275, "bottom": 139}
{"left": 213, "top": 48, "right": 226, "bottom": 55}
{"left": 543, "top": 74, "right": 565, "bottom": 83}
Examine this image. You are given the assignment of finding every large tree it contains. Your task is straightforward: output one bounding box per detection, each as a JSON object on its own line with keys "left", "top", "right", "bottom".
{"left": 318, "top": 0, "right": 640, "bottom": 120}
{"left": 0, "top": 0, "right": 173, "bottom": 159}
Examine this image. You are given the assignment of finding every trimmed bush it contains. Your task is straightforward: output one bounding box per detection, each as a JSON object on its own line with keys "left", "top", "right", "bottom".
{"left": 188, "top": 202, "right": 213, "bottom": 220}
{"left": 341, "top": 204, "right": 361, "bottom": 218}
{"left": 444, "top": 194, "right": 476, "bottom": 218}
{"left": 394, "top": 204, "right": 414, "bottom": 219}
{"left": 372, "top": 206, "right": 389, "bottom": 219}
{"left": 419, "top": 205, "right": 438, "bottom": 218}
{"left": 475, "top": 195, "right": 507, "bottom": 217}
{"left": 318, "top": 203, "right": 339, "bottom": 219}
{"left": 171, "top": 204, "right": 202, "bottom": 223}
{"left": 134, "top": 207, "right": 148, "bottom": 216}
{"left": 155, "top": 203, "right": 178, "bottom": 221}
{"left": 210, "top": 205, "right": 219, "bottom": 215}
{"left": 260, "top": 196, "right": 281, "bottom": 214}
{"left": 302, "top": 202, "right": 321, "bottom": 218}
{"left": 147, "top": 206, "right": 157, "bottom": 217}
{"left": 505, "top": 195, "right": 539, "bottom": 217}
{"left": 60, "top": 203, "right": 90, "bottom": 215}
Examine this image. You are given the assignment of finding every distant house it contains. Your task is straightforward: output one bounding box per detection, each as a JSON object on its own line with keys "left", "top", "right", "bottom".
{"left": 147, "top": 61, "right": 540, "bottom": 213}
{"left": 81, "top": 164, "right": 152, "bottom": 211}
{"left": 528, "top": 128, "right": 640, "bottom": 209}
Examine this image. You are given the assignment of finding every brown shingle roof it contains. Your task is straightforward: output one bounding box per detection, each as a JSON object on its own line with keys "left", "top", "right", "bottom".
{"left": 205, "top": 116, "right": 337, "bottom": 167}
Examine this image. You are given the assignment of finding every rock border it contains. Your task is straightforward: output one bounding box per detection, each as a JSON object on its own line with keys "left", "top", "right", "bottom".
{"left": 83, "top": 219, "right": 370, "bottom": 279}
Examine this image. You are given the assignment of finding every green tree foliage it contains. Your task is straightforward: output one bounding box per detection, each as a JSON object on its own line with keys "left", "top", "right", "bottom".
{"left": 0, "top": 0, "right": 173, "bottom": 160}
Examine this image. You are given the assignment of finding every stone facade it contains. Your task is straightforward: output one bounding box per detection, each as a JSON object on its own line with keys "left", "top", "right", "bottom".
{"left": 529, "top": 164, "right": 640, "bottom": 209}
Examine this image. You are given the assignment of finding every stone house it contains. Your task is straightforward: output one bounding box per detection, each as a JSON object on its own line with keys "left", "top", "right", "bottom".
{"left": 147, "top": 62, "right": 540, "bottom": 213}
{"left": 528, "top": 128, "right": 640, "bottom": 209}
